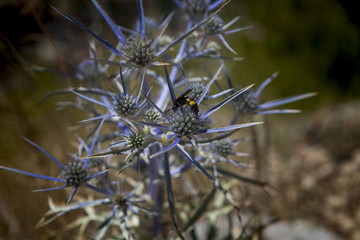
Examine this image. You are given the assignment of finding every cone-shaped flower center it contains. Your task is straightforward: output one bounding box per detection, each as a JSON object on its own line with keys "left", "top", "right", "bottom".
{"left": 112, "top": 192, "right": 128, "bottom": 207}
{"left": 203, "top": 16, "right": 224, "bottom": 35}
{"left": 126, "top": 132, "right": 144, "bottom": 151}
{"left": 145, "top": 108, "right": 161, "bottom": 122}
{"left": 60, "top": 161, "right": 89, "bottom": 186}
{"left": 121, "top": 35, "right": 156, "bottom": 67}
{"left": 113, "top": 94, "right": 137, "bottom": 116}
{"left": 170, "top": 106, "right": 202, "bottom": 137}
{"left": 234, "top": 90, "right": 258, "bottom": 115}
{"left": 215, "top": 139, "right": 233, "bottom": 157}
{"left": 188, "top": 83, "right": 209, "bottom": 101}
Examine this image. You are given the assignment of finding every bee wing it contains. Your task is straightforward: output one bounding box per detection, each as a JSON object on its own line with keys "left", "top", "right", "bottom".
{"left": 178, "top": 89, "right": 192, "bottom": 99}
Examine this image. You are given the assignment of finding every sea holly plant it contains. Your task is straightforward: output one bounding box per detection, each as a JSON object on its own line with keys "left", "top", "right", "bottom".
{"left": 0, "top": 0, "right": 315, "bottom": 239}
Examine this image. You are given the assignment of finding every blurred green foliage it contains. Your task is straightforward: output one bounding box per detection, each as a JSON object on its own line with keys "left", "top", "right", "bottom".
{"left": 228, "top": 0, "right": 360, "bottom": 107}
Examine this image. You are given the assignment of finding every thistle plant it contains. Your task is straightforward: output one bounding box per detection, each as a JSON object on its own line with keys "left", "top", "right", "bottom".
{"left": 1, "top": 0, "right": 316, "bottom": 239}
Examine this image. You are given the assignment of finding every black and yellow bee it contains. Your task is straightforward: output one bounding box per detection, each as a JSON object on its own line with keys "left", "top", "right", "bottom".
{"left": 166, "top": 89, "right": 199, "bottom": 114}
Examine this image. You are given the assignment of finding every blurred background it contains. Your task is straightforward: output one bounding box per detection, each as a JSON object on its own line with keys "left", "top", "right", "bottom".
{"left": 0, "top": 0, "right": 359, "bottom": 239}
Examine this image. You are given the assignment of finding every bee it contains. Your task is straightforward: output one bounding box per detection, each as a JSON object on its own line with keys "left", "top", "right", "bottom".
{"left": 166, "top": 89, "right": 199, "bottom": 114}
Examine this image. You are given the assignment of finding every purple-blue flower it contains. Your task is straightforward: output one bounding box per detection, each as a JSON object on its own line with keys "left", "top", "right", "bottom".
{"left": 0, "top": 138, "right": 108, "bottom": 203}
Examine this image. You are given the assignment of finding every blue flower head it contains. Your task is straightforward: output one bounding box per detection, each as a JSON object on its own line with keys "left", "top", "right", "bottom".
{"left": 228, "top": 72, "right": 317, "bottom": 119}
{"left": 0, "top": 139, "right": 108, "bottom": 203}
{"left": 113, "top": 93, "right": 139, "bottom": 116}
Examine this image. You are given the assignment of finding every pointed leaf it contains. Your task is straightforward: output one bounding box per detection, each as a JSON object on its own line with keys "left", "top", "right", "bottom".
{"left": 209, "top": 0, "right": 227, "bottom": 11}
{"left": 85, "top": 183, "right": 111, "bottom": 195}
{"left": 51, "top": 6, "right": 122, "bottom": 56}
{"left": 87, "top": 169, "right": 109, "bottom": 180}
{"left": 141, "top": 93, "right": 170, "bottom": 121}
{"left": 201, "top": 122, "right": 263, "bottom": 133}
{"left": 118, "top": 153, "right": 137, "bottom": 174}
{"left": 217, "top": 34, "right": 237, "bottom": 55}
{"left": 91, "top": 0, "right": 125, "bottom": 44}
{"left": 223, "top": 26, "right": 252, "bottom": 35}
{"left": 257, "top": 109, "right": 301, "bottom": 115}
{"left": 67, "top": 186, "right": 79, "bottom": 204}
{"left": 24, "top": 138, "right": 64, "bottom": 169}
{"left": 33, "top": 185, "right": 67, "bottom": 192}
{"left": 150, "top": 137, "right": 180, "bottom": 159}
{"left": 258, "top": 92, "right": 317, "bottom": 110}
{"left": 88, "top": 118, "right": 105, "bottom": 158}
{"left": 119, "top": 63, "right": 127, "bottom": 95}
{"left": 136, "top": 121, "right": 170, "bottom": 130}
{"left": 79, "top": 114, "right": 115, "bottom": 123}
{"left": 136, "top": 69, "right": 146, "bottom": 102}
{"left": 222, "top": 16, "right": 240, "bottom": 30}
{"left": 163, "top": 64, "right": 177, "bottom": 104}
{"left": 197, "top": 64, "right": 223, "bottom": 104}
{"left": 208, "top": 88, "right": 233, "bottom": 99}
{"left": 71, "top": 91, "right": 110, "bottom": 108}
{"left": 0, "top": 166, "right": 63, "bottom": 182}
{"left": 176, "top": 144, "right": 213, "bottom": 180}
{"left": 201, "top": 84, "right": 254, "bottom": 120}
{"left": 137, "top": 0, "right": 145, "bottom": 38}
{"left": 253, "top": 72, "right": 279, "bottom": 98}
